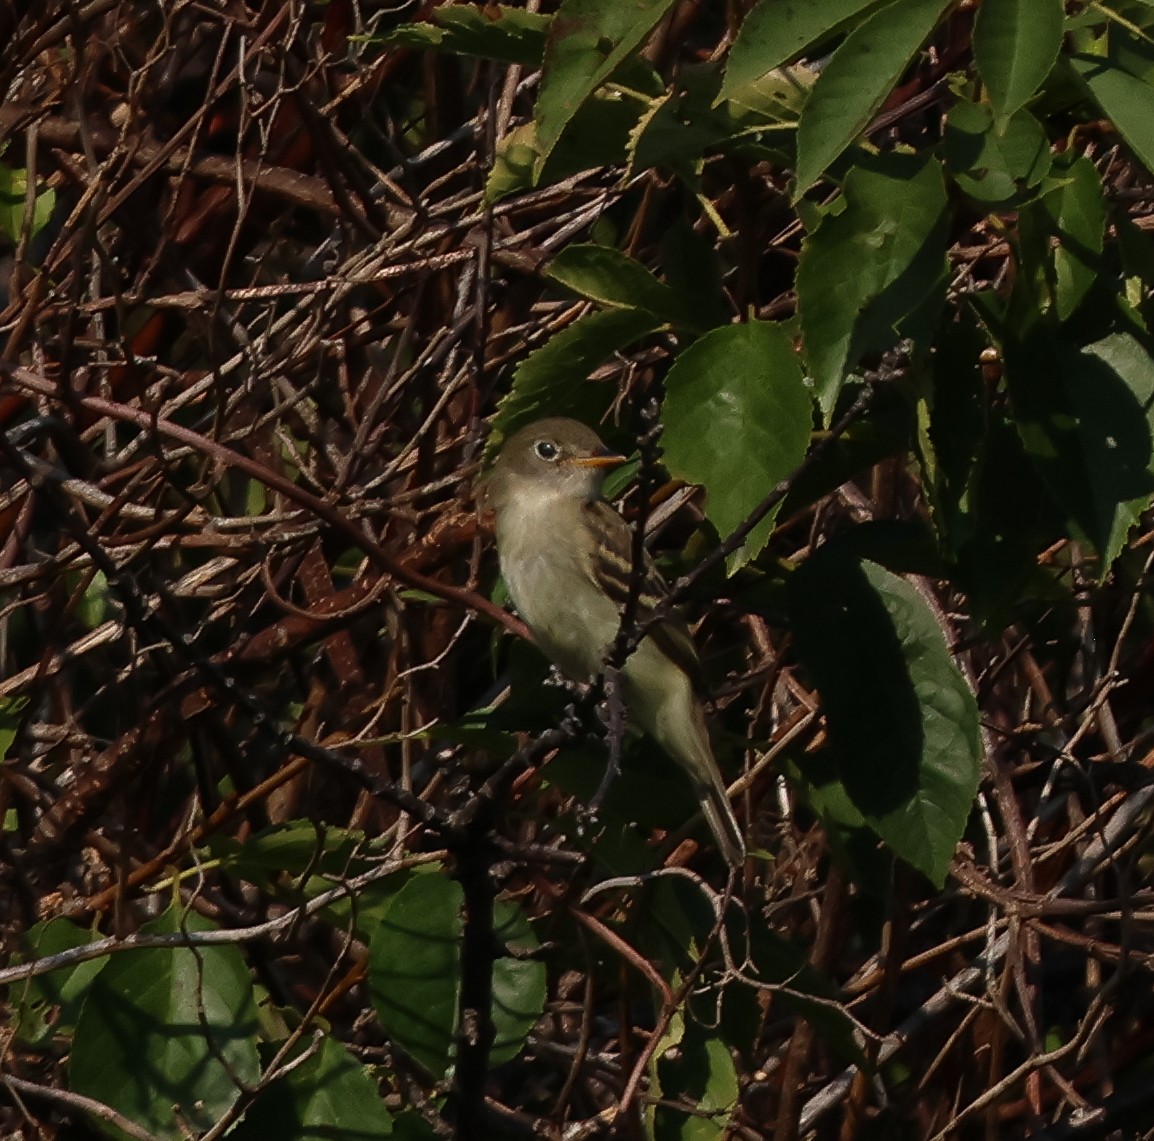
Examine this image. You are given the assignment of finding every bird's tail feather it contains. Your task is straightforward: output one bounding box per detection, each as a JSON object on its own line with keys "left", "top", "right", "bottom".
{"left": 695, "top": 772, "right": 746, "bottom": 867}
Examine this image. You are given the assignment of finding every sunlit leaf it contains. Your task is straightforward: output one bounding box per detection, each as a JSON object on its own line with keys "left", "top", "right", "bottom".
{"left": 385, "top": 5, "right": 549, "bottom": 65}
{"left": 943, "top": 100, "right": 1051, "bottom": 205}
{"left": 0, "top": 164, "right": 55, "bottom": 241}
{"left": 662, "top": 321, "right": 812, "bottom": 571}
{"left": 797, "top": 155, "right": 948, "bottom": 415}
{"left": 722, "top": 0, "right": 881, "bottom": 98}
{"left": 491, "top": 902, "right": 547, "bottom": 1066}
{"left": 368, "top": 872, "right": 546, "bottom": 1077}
{"left": 1041, "top": 153, "right": 1107, "bottom": 320}
{"left": 653, "top": 1023, "right": 739, "bottom": 1140}
{"left": 12, "top": 918, "right": 104, "bottom": 1046}
{"left": 973, "top": 0, "right": 1064, "bottom": 121}
{"left": 533, "top": 0, "right": 679, "bottom": 178}
{"left": 547, "top": 244, "right": 706, "bottom": 330}
{"left": 793, "top": 0, "right": 952, "bottom": 194}
{"left": 0, "top": 695, "right": 26, "bottom": 760}
{"left": 1069, "top": 52, "right": 1154, "bottom": 176}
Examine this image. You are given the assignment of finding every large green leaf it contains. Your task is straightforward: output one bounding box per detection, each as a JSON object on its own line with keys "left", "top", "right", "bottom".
{"left": 70, "top": 907, "right": 261, "bottom": 1140}
{"left": 662, "top": 321, "right": 812, "bottom": 571}
{"left": 235, "top": 1036, "right": 394, "bottom": 1140}
{"left": 1005, "top": 330, "right": 1154, "bottom": 569}
{"left": 368, "top": 872, "right": 546, "bottom": 1078}
{"left": 793, "top": 0, "right": 952, "bottom": 195}
{"left": 722, "top": 0, "right": 881, "bottom": 99}
{"left": 789, "top": 544, "right": 983, "bottom": 886}
{"left": 1069, "top": 52, "right": 1154, "bottom": 177}
{"left": 369, "top": 873, "right": 464, "bottom": 1079}
{"left": 973, "top": 0, "right": 1064, "bottom": 121}
{"left": 797, "top": 155, "right": 949, "bottom": 415}
{"left": 533, "top": 0, "right": 679, "bottom": 178}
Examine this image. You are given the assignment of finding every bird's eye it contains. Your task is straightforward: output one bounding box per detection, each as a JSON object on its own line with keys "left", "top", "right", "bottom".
{"left": 534, "top": 439, "right": 560, "bottom": 461}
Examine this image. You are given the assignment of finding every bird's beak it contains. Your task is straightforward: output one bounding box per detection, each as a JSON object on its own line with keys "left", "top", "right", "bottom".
{"left": 570, "top": 452, "right": 626, "bottom": 470}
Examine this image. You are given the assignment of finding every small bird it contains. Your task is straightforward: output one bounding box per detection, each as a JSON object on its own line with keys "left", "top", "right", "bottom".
{"left": 487, "top": 417, "right": 745, "bottom": 866}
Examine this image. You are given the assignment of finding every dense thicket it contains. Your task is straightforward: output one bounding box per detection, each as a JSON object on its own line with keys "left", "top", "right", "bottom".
{"left": 3, "top": 1, "right": 1154, "bottom": 1138}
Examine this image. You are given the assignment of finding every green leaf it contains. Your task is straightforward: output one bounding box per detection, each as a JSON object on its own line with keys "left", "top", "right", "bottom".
{"left": 653, "top": 1023, "right": 739, "bottom": 1140}
{"left": 627, "top": 66, "right": 728, "bottom": 179}
{"left": 0, "top": 164, "right": 56, "bottom": 241}
{"left": 487, "top": 307, "right": 659, "bottom": 459}
{"left": 1109, "top": 21, "right": 1154, "bottom": 87}
{"left": 384, "top": 5, "right": 549, "bottom": 65}
{"left": 784, "top": 748, "right": 899, "bottom": 896}
{"left": 547, "top": 244, "right": 706, "bottom": 330}
{"left": 789, "top": 544, "right": 982, "bottom": 886}
{"left": 1069, "top": 52, "right": 1154, "bottom": 176}
{"left": 722, "top": 0, "right": 882, "bottom": 99}
{"left": 486, "top": 90, "right": 644, "bottom": 204}
{"left": 943, "top": 100, "right": 1051, "bottom": 205}
{"left": 1041, "top": 153, "right": 1107, "bottom": 320}
{"left": 973, "top": 0, "right": 1064, "bottom": 120}
{"left": 367, "top": 872, "right": 546, "bottom": 1077}
{"left": 793, "top": 0, "right": 952, "bottom": 195}
{"left": 797, "top": 155, "right": 949, "bottom": 416}
{"left": 235, "top": 1035, "right": 393, "bottom": 1139}
{"left": 13, "top": 918, "right": 104, "bottom": 1046}
{"left": 490, "top": 902, "right": 547, "bottom": 1066}
{"left": 533, "top": 0, "right": 679, "bottom": 178}
{"left": 1005, "top": 330, "right": 1154, "bottom": 569}
{"left": 0, "top": 695, "right": 26, "bottom": 759}
{"left": 369, "top": 873, "right": 463, "bottom": 1080}
{"left": 662, "top": 321, "right": 812, "bottom": 571}
{"left": 204, "top": 820, "right": 374, "bottom": 883}
{"left": 70, "top": 907, "right": 261, "bottom": 1140}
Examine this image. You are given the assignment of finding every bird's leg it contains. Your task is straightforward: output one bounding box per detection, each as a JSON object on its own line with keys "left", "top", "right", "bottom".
{"left": 589, "top": 665, "right": 626, "bottom": 814}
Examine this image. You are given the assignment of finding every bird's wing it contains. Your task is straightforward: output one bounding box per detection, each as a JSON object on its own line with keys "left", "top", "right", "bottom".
{"left": 581, "top": 499, "right": 705, "bottom": 689}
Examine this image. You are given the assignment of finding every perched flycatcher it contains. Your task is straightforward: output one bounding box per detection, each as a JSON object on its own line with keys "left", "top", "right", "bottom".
{"left": 487, "top": 417, "right": 745, "bottom": 866}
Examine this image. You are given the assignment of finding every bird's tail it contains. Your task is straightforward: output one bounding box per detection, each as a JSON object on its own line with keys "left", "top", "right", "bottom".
{"left": 694, "top": 770, "right": 746, "bottom": 867}
{"left": 629, "top": 654, "right": 747, "bottom": 866}
{"left": 664, "top": 696, "right": 746, "bottom": 867}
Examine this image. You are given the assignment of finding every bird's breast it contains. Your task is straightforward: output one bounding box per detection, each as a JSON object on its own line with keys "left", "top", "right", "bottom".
{"left": 496, "top": 493, "right": 620, "bottom": 680}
